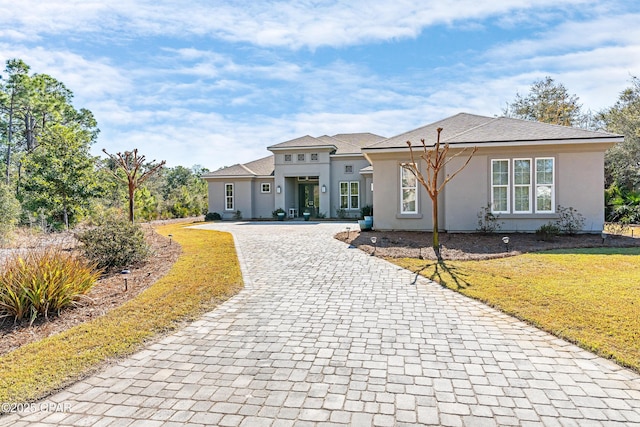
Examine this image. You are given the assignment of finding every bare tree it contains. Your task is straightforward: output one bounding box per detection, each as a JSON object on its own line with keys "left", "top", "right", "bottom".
{"left": 406, "top": 128, "right": 477, "bottom": 260}
{"left": 103, "top": 148, "right": 166, "bottom": 223}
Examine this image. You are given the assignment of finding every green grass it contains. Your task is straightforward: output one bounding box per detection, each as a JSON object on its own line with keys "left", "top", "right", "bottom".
{"left": 392, "top": 247, "right": 640, "bottom": 371}
{"left": 0, "top": 223, "right": 243, "bottom": 406}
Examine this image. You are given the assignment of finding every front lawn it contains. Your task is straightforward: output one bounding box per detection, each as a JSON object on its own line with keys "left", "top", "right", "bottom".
{"left": 0, "top": 223, "right": 242, "bottom": 406}
{"left": 392, "top": 247, "right": 640, "bottom": 371}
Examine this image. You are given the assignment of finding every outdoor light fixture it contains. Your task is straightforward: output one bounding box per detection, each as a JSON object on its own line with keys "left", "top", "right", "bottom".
{"left": 321, "top": 185, "right": 327, "bottom": 193}
{"left": 276, "top": 186, "right": 281, "bottom": 194}
{"left": 121, "top": 269, "right": 131, "bottom": 291}
{"left": 370, "top": 236, "right": 377, "bottom": 256}
{"left": 502, "top": 236, "right": 510, "bottom": 252}
{"left": 346, "top": 226, "right": 351, "bottom": 240}
{"left": 601, "top": 232, "right": 607, "bottom": 244}
{"left": 168, "top": 234, "right": 173, "bottom": 246}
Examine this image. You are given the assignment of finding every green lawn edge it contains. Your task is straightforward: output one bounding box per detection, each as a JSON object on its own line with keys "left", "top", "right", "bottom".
{"left": 0, "top": 222, "right": 243, "bottom": 406}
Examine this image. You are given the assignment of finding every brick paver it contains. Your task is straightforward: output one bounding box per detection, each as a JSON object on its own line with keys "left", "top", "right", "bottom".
{"left": 2, "top": 222, "right": 640, "bottom": 426}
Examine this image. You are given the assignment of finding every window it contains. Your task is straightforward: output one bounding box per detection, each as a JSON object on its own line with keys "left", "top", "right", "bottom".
{"left": 344, "top": 165, "right": 354, "bottom": 174}
{"left": 310, "top": 153, "right": 319, "bottom": 161}
{"left": 339, "top": 181, "right": 360, "bottom": 210}
{"left": 297, "top": 153, "right": 305, "bottom": 162}
{"left": 513, "top": 159, "right": 531, "bottom": 213}
{"left": 400, "top": 164, "right": 417, "bottom": 214}
{"left": 491, "top": 160, "right": 509, "bottom": 213}
{"left": 261, "top": 183, "right": 271, "bottom": 193}
{"left": 224, "top": 183, "right": 234, "bottom": 211}
{"left": 536, "top": 158, "right": 554, "bottom": 212}
{"left": 284, "top": 154, "right": 292, "bottom": 162}
{"left": 491, "top": 158, "right": 555, "bottom": 214}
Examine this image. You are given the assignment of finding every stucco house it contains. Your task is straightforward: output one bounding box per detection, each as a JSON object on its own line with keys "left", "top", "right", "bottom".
{"left": 204, "top": 113, "right": 622, "bottom": 232}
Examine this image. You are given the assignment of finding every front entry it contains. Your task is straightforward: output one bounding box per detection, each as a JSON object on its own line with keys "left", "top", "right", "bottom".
{"left": 298, "top": 183, "right": 319, "bottom": 217}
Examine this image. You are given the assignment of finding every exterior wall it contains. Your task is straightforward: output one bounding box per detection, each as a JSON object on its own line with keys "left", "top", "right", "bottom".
{"left": 205, "top": 178, "right": 253, "bottom": 220}
{"left": 273, "top": 149, "right": 332, "bottom": 216}
{"left": 369, "top": 143, "right": 610, "bottom": 232}
{"left": 252, "top": 179, "right": 275, "bottom": 219}
{"left": 362, "top": 173, "right": 373, "bottom": 209}
{"left": 330, "top": 156, "right": 371, "bottom": 218}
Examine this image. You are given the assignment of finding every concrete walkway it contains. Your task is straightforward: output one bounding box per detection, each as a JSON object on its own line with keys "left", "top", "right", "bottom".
{"left": 2, "top": 222, "right": 640, "bottom": 426}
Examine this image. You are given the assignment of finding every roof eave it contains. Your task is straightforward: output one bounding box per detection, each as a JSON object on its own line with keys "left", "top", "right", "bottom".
{"left": 267, "top": 145, "right": 337, "bottom": 151}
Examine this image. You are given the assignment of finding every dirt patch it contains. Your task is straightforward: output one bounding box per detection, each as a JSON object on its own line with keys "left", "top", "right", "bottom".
{"left": 0, "top": 220, "right": 188, "bottom": 356}
{"left": 335, "top": 230, "right": 640, "bottom": 260}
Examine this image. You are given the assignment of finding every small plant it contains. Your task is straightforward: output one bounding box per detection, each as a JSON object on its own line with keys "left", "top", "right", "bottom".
{"left": 233, "top": 210, "right": 242, "bottom": 220}
{"left": 0, "top": 248, "right": 101, "bottom": 324}
{"left": 205, "top": 212, "right": 222, "bottom": 221}
{"left": 536, "top": 222, "right": 560, "bottom": 241}
{"left": 272, "top": 208, "right": 286, "bottom": 219}
{"left": 556, "top": 205, "right": 585, "bottom": 235}
{"left": 476, "top": 205, "right": 502, "bottom": 234}
{"left": 360, "top": 205, "right": 373, "bottom": 218}
{"left": 316, "top": 211, "right": 326, "bottom": 219}
{"left": 336, "top": 207, "right": 347, "bottom": 219}
{"left": 77, "top": 217, "right": 150, "bottom": 271}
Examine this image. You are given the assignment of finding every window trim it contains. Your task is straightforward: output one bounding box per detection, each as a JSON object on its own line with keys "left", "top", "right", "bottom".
{"left": 224, "top": 183, "right": 234, "bottom": 211}
{"left": 297, "top": 153, "right": 306, "bottom": 162}
{"left": 339, "top": 180, "right": 360, "bottom": 210}
{"left": 491, "top": 159, "right": 510, "bottom": 214}
{"left": 344, "top": 164, "right": 354, "bottom": 174}
{"left": 535, "top": 157, "right": 555, "bottom": 213}
{"left": 310, "top": 153, "right": 319, "bottom": 162}
{"left": 284, "top": 154, "right": 292, "bottom": 162}
{"left": 400, "top": 164, "right": 418, "bottom": 214}
{"left": 513, "top": 158, "right": 532, "bottom": 214}
{"left": 260, "top": 182, "right": 271, "bottom": 194}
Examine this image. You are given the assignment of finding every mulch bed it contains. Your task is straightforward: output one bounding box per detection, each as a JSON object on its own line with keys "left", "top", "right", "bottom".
{"left": 0, "top": 222, "right": 184, "bottom": 356}
{"left": 335, "top": 230, "right": 640, "bottom": 261}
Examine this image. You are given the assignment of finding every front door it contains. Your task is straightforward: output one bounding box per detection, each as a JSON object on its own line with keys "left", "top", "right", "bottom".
{"left": 298, "top": 184, "right": 319, "bottom": 217}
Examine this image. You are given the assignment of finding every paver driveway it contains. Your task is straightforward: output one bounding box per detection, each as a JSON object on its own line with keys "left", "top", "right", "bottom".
{"left": 2, "top": 222, "right": 640, "bottom": 427}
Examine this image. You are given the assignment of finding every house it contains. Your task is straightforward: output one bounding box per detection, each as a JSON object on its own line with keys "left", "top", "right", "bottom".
{"left": 204, "top": 113, "right": 622, "bottom": 232}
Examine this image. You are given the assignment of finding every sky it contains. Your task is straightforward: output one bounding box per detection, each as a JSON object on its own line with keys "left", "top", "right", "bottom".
{"left": 1, "top": 1, "right": 639, "bottom": 170}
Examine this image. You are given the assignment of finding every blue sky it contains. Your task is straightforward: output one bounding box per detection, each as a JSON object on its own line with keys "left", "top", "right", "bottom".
{"left": 1, "top": 1, "right": 639, "bottom": 170}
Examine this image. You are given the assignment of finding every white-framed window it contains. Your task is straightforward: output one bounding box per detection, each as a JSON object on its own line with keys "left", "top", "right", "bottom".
{"left": 224, "top": 183, "right": 234, "bottom": 211}
{"left": 491, "top": 157, "right": 555, "bottom": 214}
{"left": 297, "top": 153, "right": 305, "bottom": 162}
{"left": 284, "top": 154, "right": 292, "bottom": 162}
{"left": 491, "top": 160, "right": 509, "bottom": 213}
{"left": 513, "top": 159, "right": 532, "bottom": 213}
{"left": 261, "top": 183, "right": 271, "bottom": 193}
{"left": 310, "top": 153, "right": 319, "bottom": 162}
{"left": 339, "top": 181, "right": 360, "bottom": 210}
{"left": 400, "top": 164, "right": 418, "bottom": 214}
{"left": 344, "top": 165, "right": 354, "bottom": 174}
{"left": 536, "top": 158, "right": 555, "bottom": 213}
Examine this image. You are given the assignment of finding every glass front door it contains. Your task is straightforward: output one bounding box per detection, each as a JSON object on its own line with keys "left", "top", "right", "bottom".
{"left": 298, "top": 184, "right": 319, "bottom": 217}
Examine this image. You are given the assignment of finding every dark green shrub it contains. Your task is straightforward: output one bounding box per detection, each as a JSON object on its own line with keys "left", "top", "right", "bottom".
{"left": 205, "top": 212, "right": 221, "bottom": 221}
{"left": 0, "top": 248, "right": 101, "bottom": 324}
{"left": 77, "top": 218, "right": 150, "bottom": 271}
{"left": 233, "top": 210, "right": 242, "bottom": 220}
{"left": 536, "top": 222, "right": 560, "bottom": 241}
{"left": 272, "top": 208, "right": 285, "bottom": 219}
{"left": 360, "top": 205, "right": 373, "bottom": 217}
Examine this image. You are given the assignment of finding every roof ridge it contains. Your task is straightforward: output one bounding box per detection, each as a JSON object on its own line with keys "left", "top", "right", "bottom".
{"left": 440, "top": 115, "right": 497, "bottom": 143}
{"left": 239, "top": 163, "right": 257, "bottom": 175}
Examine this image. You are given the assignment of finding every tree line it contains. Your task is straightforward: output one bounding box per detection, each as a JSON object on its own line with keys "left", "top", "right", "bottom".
{"left": 504, "top": 76, "right": 640, "bottom": 224}
{"left": 0, "top": 59, "right": 207, "bottom": 235}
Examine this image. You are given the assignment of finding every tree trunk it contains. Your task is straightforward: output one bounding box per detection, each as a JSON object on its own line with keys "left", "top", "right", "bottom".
{"left": 128, "top": 180, "right": 135, "bottom": 223}
{"left": 432, "top": 196, "right": 441, "bottom": 261}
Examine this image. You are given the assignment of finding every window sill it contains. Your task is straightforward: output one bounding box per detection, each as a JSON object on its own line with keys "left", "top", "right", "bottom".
{"left": 396, "top": 213, "right": 423, "bottom": 219}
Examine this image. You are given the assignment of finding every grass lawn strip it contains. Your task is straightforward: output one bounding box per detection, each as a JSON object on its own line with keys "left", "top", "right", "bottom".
{"left": 0, "top": 223, "right": 242, "bottom": 406}
{"left": 392, "top": 247, "right": 640, "bottom": 372}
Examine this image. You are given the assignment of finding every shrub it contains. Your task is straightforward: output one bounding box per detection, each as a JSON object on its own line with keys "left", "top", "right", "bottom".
{"left": 0, "top": 182, "right": 20, "bottom": 245}
{"left": 272, "top": 208, "right": 285, "bottom": 219}
{"left": 476, "top": 205, "right": 502, "bottom": 234}
{"left": 233, "top": 210, "right": 242, "bottom": 220}
{"left": 536, "top": 222, "right": 560, "bottom": 241}
{"left": 360, "top": 205, "right": 373, "bottom": 217}
{"left": 205, "top": 212, "right": 221, "bottom": 221}
{"left": 336, "top": 207, "right": 347, "bottom": 219}
{"left": 77, "top": 218, "right": 150, "bottom": 271}
{"left": 0, "top": 249, "right": 101, "bottom": 324}
{"left": 556, "top": 205, "right": 585, "bottom": 235}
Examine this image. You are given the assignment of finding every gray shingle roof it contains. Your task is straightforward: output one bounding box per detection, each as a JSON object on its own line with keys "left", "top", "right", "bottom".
{"left": 366, "top": 113, "right": 621, "bottom": 150}
{"left": 267, "top": 133, "right": 386, "bottom": 154}
{"left": 203, "top": 155, "right": 274, "bottom": 178}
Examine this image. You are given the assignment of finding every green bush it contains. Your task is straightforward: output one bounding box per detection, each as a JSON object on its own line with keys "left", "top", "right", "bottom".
{"left": 77, "top": 218, "right": 150, "bottom": 271}
{"left": 536, "top": 222, "right": 560, "bottom": 241}
{"left": 205, "top": 212, "right": 221, "bottom": 221}
{"left": 0, "top": 182, "right": 20, "bottom": 244}
{"left": 272, "top": 208, "right": 285, "bottom": 219}
{"left": 0, "top": 249, "right": 101, "bottom": 324}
